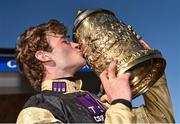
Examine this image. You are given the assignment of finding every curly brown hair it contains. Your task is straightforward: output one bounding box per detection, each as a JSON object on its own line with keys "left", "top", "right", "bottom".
{"left": 16, "top": 19, "right": 67, "bottom": 91}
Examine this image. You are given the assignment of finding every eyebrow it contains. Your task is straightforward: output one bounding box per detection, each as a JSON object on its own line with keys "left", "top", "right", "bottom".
{"left": 46, "top": 34, "right": 70, "bottom": 39}
{"left": 46, "top": 34, "right": 63, "bottom": 38}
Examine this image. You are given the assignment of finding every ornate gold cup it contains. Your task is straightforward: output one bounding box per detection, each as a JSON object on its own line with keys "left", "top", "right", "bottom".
{"left": 73, "top": 9, "right": 166, "bottom": 98}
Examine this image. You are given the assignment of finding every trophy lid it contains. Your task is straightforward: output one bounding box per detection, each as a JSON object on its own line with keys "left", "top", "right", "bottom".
{"left": 73, "top": 9, "right": 115, "bottom": 32}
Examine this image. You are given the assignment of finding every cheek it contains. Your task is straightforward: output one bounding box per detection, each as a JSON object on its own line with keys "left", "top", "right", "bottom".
{"left": 55, "top": 47, "right": 73, "bottom": 58}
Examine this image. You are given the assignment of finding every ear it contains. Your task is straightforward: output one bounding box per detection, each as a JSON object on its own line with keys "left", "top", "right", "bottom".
{"left": 35, "top": 51, "right": 51, "bottom": 62}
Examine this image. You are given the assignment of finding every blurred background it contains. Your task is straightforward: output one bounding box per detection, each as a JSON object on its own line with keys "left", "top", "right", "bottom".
{"left": 0, "top": 0, "right": 179, "bottom": 122}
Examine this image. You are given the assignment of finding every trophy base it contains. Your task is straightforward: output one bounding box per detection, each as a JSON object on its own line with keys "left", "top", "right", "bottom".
{"left": 126, "top": 55, "right": 166, "bottom": 98}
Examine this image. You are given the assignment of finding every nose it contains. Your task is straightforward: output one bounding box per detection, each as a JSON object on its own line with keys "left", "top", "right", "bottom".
{"left": 70, "top": 42, "right": 80, "bottom": 49}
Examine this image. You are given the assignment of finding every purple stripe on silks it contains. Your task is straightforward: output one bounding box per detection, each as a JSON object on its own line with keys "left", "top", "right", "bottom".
{"left": 77, "top": 92, "right": 106, "bottom": 122}
{"left": 52, "top": 82, "right": 66, "bottom": 93}
{"left": 87, "top": 93, "right": 106, "bottom": 113}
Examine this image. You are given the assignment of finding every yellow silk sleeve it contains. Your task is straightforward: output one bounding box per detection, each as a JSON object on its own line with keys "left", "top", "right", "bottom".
{"left": 16, "top": 107, "right": 62, "bottom": 124}
{"left": 105, "top": 103, "right": 135, "bottom": 123}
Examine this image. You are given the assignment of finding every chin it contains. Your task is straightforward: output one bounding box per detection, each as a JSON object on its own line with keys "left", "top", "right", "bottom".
{"left": 80, "top": 59, "right": 87, "bottom": 67}
{"left": 77, "top": 59, "right": 86, "bottom": 69}
{"left": 73, "top": 56, "right": 86, "bottom": 69}
{"left": 78, "top": 56, "right": 86, "bottom": 65}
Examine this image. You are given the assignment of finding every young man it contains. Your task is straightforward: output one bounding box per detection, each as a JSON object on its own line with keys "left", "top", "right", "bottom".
{"left": 16, "top": 19, "right": 175, "bottom": 123}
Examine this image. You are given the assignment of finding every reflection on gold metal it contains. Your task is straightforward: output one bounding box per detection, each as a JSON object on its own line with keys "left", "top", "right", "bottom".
{"left": 73, "top": 9, "right": 166, "bottom": 98}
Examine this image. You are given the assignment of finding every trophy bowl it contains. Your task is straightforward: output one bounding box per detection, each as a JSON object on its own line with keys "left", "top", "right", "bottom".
{"left": 73, "top": 9, "right": 166, "bottom": 98}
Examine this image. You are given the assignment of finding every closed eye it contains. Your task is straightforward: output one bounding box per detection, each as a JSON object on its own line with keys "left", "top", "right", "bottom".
{"left": 60, "top": 35, "right": 71, "bottom": 44}
{"left": 61, "top": 40, "right": 70, "bottom": 44}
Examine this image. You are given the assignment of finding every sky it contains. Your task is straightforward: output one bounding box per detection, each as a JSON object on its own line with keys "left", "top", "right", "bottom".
{"left": 0, "top": 0, "right": 179, "bottom": 122}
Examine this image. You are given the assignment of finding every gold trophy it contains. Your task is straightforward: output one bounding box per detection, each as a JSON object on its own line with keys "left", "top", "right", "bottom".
{"left": 73, "top": 9, "right": 166, "bottom": 98}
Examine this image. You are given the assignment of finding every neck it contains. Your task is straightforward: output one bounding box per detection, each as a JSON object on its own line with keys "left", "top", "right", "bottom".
{"left": 44, "top": 68, "right": 76, "bottom": 81}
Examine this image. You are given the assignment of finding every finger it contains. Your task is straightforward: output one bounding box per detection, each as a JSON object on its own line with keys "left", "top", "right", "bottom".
{"left": 117, "top": 72, "right": 131, "bottom": 80}
{"left": 100, "top": 70, "right": 108, "bottom": 85}
{"left": 123, "top": 72, "right": 131, "bottom": 80}
{"left": 107, "top": 60, "right": 117, "bottom": 79}
{"left": 100, "top": 70, "right": 110, "bottom": 91}
{"left": 100, "top": 94, "right": 108, "bottom": 102}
